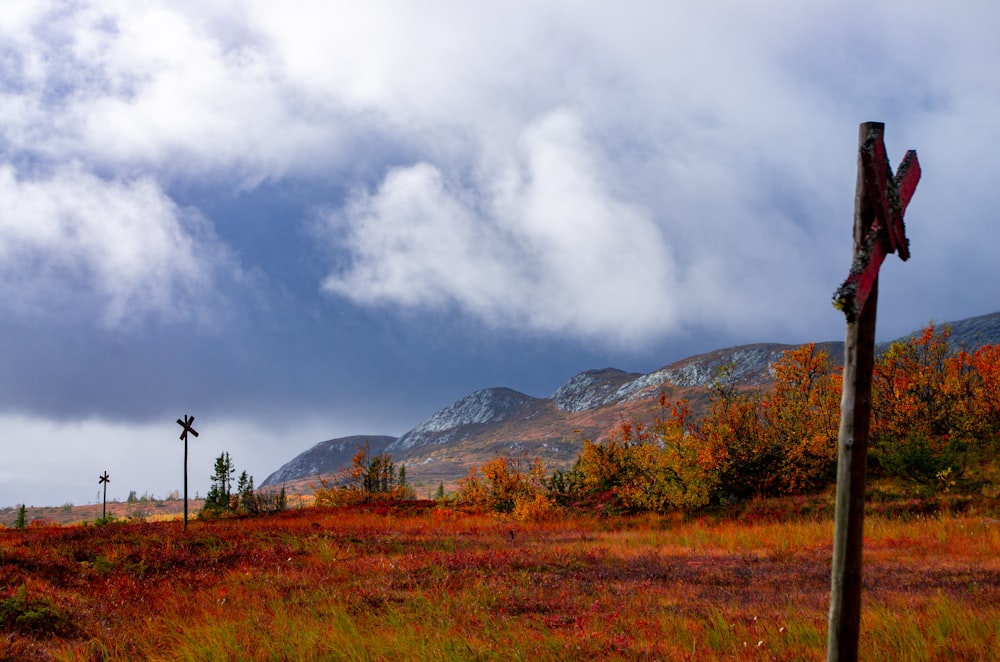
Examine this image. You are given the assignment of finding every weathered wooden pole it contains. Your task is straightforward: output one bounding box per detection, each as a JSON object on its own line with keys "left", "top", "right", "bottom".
{"left": 99, "top": 471, "right": 110, "bottom": 519}
{"left": 176, "top": 415, "right": 199, "bottom": 530}
{"left": 828, "top": 122, "right": 920, "bottom": 661}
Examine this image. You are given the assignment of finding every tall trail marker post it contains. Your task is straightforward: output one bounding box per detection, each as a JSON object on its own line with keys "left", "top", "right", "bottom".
{"left": 177, "top": 414, "right": 199, "bottom": 530}
{"left": 98, "top": 471, "right": 110, "bottom": 520}
{"left": 828, "top": 122, "right": 920, "bottom": 661}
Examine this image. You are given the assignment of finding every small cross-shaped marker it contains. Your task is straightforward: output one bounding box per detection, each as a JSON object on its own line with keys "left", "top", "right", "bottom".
{"left": 177, "top": 415, "right": 199, "bottom": 442}
{"left": 99, "top": 471, "right": 110, "bottom": 485}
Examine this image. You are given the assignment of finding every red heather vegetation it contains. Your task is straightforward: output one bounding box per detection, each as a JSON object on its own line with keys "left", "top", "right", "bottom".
{"left": 2, "top": 504, "right": 999, "bottom": 660}
{"left": 2, "top": 323, "right": 999, "bottom": 659}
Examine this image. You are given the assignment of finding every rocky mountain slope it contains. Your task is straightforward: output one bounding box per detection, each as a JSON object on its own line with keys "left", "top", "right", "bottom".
{"left": 393, "top": 388, "right": 547, "bottom": 450}
{"left": 262, "top": 312, "right": 999, "bottom": 494}
{"left": 261, "top": 435, "right": 395, "bottom": 488}
{"left": 941, "top": 311, "right": 1000, "bottom": 349}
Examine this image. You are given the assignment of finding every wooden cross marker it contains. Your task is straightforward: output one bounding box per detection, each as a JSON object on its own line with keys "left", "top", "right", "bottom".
{"left": 827, "top": 122, "right": 920, "bottom": 661}
{"left": 176, "top": 415, "right": 199, "bottom": 530}
{"left": 98, "top": 471, "right": 110, "bottom": 520}
{"left": 833, "top": 128, "right": 921, "bottom": 322}
{"left": 177, "top": 415, "right": 198, "bottom": 442}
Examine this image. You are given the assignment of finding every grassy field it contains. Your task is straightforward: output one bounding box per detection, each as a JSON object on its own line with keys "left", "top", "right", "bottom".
{"left": 1, "top": 500, "right": 998, "bottom": 660}
{"left": 0, "top": 499, "right": 207, "bottom": 528}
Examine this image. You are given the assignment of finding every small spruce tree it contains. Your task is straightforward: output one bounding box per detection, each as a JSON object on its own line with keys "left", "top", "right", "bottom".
{"left": 237, "top": 470, "right": 257, "bottom": 514}
{"left": 201, "top": 451, "right": 235, "bottom": 517}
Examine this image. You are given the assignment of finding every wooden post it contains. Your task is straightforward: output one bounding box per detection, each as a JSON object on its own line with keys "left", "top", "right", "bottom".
{"left": 176, "top": 415, "right": 199, "bottom": 531}
{"left": 99, "top": 471, "right": 110, "bottom": 520}
{"left": 828, "top": 122, "right": 920, "bottom": 661}
{"left": 828, "top": 275, "right": 878, "bottom": 662}
{"left": 184, "top": 432, "right": 188, "bottom": 528}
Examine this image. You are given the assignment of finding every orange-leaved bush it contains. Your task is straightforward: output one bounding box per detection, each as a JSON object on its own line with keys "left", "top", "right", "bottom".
{"left": 760, "top": 343, "right": 841, "bottom": 494}
{"left": 456, "top": 456, "right": 554, "bottom": 519}
{"left": 871, "top": 324, "right": 1000, "bottom": 486}
{"left": 562, "top": 396, "right": 714, "bottom": 514}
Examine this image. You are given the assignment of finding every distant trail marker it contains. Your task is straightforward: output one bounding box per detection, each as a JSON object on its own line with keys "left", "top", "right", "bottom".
{"left": 176, "top": 414, "right": 199, "bottom": 530}
{"left": 98, "top": 471, "right": 110, "bottom": 520}
{"left": 828, "top": 122, "right": 920, "bottom": 661}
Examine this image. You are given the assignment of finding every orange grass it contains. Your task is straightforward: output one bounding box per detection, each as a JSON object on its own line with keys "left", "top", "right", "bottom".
{"left": 1, "top": 503, "right": 998, "bottom": 660}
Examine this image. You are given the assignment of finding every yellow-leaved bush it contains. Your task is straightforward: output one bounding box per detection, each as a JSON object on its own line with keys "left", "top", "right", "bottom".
{"left": 456, "top": 456, "right": 555, "bottom": 520}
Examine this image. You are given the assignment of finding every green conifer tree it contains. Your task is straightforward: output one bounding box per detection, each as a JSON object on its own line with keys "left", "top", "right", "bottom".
{"left": 201, "top": 451, "right": 235, "bottom": 516}
{"left": 237, "top": 470, "right": 257, "bottom": 514}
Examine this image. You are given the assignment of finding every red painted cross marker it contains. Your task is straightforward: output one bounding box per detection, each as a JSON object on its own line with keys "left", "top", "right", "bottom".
{"left": 833, "top": 131, "right": 921, "bottom": 321}
{"left": 177, "top": 415, "right": 199, "bottom": 442}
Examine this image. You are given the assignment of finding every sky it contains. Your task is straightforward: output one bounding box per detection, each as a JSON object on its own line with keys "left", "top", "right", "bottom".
{"left": 1, "top": 1, "right": 998, "bottom": 508}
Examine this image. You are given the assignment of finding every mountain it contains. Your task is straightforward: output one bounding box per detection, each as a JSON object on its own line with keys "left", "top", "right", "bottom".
{"left": 261, "top": 342, "right": 811, "bottom": 493}
{"left": 932, "top": 311, "right": 1000, "bottom": 350}
{"left": 393, "top": 388, "right": 547, "bottom": 450}
{"left": 264, "top": 312, "right": 1000, "bottom": 494}
{"left": 261, "top": 435, "right": 395, "bottom": 488}
{"left": 551, "top": 368, "right": 641, "bottom": 413}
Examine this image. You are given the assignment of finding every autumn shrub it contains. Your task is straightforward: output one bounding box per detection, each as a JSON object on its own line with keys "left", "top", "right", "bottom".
{"left": 870, "top": 325, "right": 1000, "bottom": 488}
{"left": 253, "top": 486, "right": 288, "bottom": 514}
{"left": 311, "top": 443, "right": 414, "bottom": 507}
{"left": 312, "top": 480, "right": 369, "bottom": 507}
{"left": 564, "top": 397, "right": 714, "bottom": 514}
{"left": 698, "top": 375, "right": 775, "bottom": 501}
{"left": 456, "top": 456, "right": 551, "bottom": 516}
{"left": 759, "top": 343, "right": 841, "bottom": 493}
{"left": 511, "top": 492, "right": 558, "bottom": 521}
{"left": 696, "top": 346, "right": 841, "bottom": 502}
{"left": 968, "top": 344, "right": 1000, "bottom": 433}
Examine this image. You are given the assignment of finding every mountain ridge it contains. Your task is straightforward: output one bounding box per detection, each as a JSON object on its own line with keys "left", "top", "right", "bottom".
{"left": 262, "top": 311, "right": 999, "bottom": 491}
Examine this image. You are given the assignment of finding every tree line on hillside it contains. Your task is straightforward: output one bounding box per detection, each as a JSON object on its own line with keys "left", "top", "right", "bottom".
{"left": 453, "top": 323, "right": 1000, "bottom": 518}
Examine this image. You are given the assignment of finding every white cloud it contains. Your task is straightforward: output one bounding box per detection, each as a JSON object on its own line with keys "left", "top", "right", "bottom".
{"left": 322, "top": 110, "right": 680, "bottom": 346}
{"left": 0, "top": 0, "right": 997, "bottom": 343}
{"left": 0, "top": 163, "right": 223, "bottom": 324}
{"left": 0, "top": 1, "right": 352, "bottom": 185}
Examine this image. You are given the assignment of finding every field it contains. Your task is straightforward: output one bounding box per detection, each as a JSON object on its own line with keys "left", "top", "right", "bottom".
{"left": 0, "top": 499, "right": 206, "bottom": 528}
{"left": 2, "top": 501, "right": 999, "bottom": 661}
